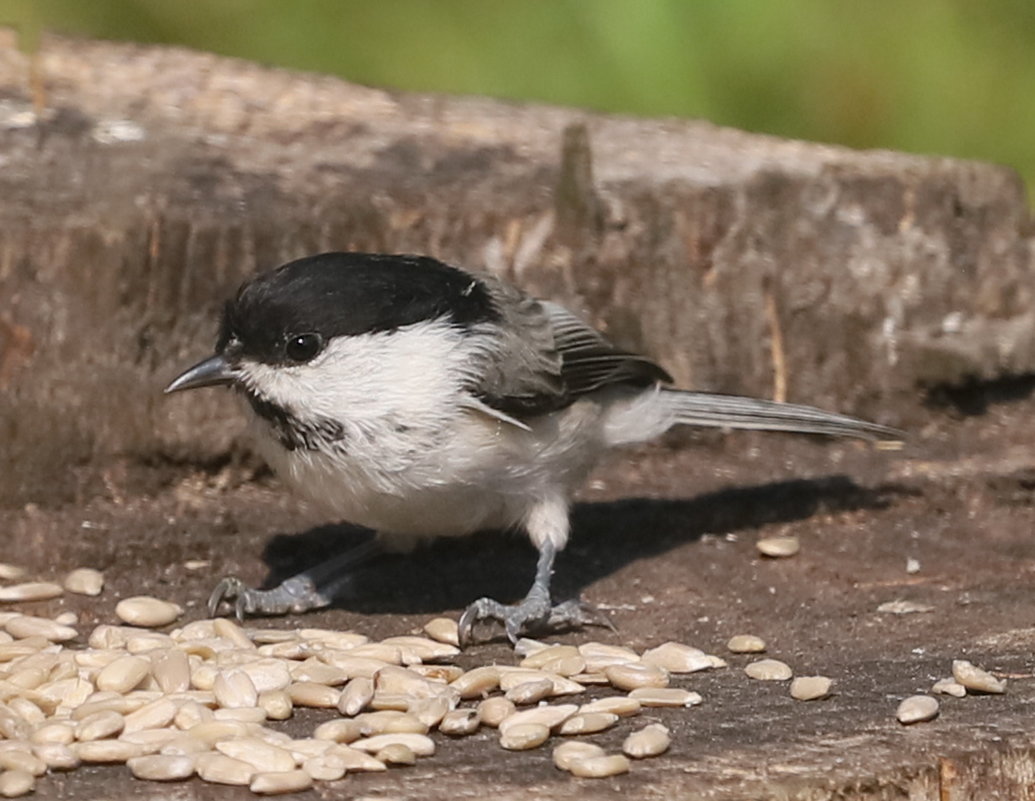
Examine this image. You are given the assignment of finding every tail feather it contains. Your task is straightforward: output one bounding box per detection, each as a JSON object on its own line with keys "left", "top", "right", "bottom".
{"left": 665, "top": 390, "right": 902, "bottom": 442}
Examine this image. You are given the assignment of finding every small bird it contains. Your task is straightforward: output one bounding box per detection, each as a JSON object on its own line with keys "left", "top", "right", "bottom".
{"left": 166, "top": 252, "right": 899, "bottom": 644}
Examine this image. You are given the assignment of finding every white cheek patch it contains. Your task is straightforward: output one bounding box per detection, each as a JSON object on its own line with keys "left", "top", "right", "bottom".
{"left": 238, "top": 318, "right": 475, "bottom": 428}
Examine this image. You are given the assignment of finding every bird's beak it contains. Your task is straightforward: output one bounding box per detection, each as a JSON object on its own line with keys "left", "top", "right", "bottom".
{"left": 164, "top": 354, "right": 236, "bottom": 394}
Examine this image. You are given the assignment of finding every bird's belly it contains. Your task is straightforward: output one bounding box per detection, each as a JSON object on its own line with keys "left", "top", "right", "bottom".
{"left": 249, "top": 399, "right": 610, "bottom": 540}
{"left": 255, "top": 435, "right": 510, "bottom": 538}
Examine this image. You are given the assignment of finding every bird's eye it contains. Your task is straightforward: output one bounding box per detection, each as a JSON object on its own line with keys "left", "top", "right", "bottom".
{"left": 285, "top": 333, "right": 323, "bottom": 363}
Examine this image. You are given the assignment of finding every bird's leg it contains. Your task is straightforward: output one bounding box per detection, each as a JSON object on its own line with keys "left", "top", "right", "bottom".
{"left": 457, "top": 539, "right": 610, "bottom": 646}
{"left": 208, "top": 536, "right": 382, "bottom": 620}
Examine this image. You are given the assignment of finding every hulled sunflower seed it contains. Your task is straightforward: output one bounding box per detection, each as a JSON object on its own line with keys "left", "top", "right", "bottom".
{"left": 475, "top": 697, "right": 515, "bottom": 728}
{"left": 185, "top": 720, "right": 255, "bottom": 748}
{"left": 5, "top": 699, "right": 42, "bottom": 727}
{"left": 557, "top": 712, "right": 618, "bottom": 736}
{"left": 350, "top": 733, "right": 434, "bottom": 757}
{"left": 172, "top": 701, "right": 212, "bottom": 730}
{"left": 29, "top": 722, "right": 75, "bottom": 746}
{"left": 726, "top": 634, "right": 767, "bottom": 653}
{"left": 422, "top": 617, "right": 460, "bottom": 646}
{"left": 213, "top": 707, "right": 267, "bottom": 724}
{"left": 897, "top": 695, "right": 939, "bottom": 724}
{"left": 287, "top": 682, "right": 341, "bottom": 708}
{"left": 212, "top": 618, "right": 254, "bottom": 650}
{"left": 409, "top": 695, "right": 451, "bottom": 728}
{"left": 952, "top": 660, "right": 1006, "bottom": 694}
{"left": 213, "top": 670, "right": 258, "bottom": 709}
{"left": 368, "top": 692, "right": 411, "bottom": 712}
{"left": 257, "top": 690, "right": 292, "bottom": 721}
{"left": 238, "top": 659, "right": 292, "bottom": 694}
{"left": 333, "top": 745, "right": 387, "bottom": 772}
{"left": 438, "top": 708, "right": 480, "bottom": 736}
{"left": 149, "top": 649, "right": 190, "bottom": 694}
{"left": 627, "top": 687, "right": 702, "bottom": 707}
{"left": 216, "top": 739, "right": 296, "bottom": 773}
{"left": 932, "top": 678, "right": 967, "bottom": 697}
{"left": 7, "top": 667, "right": 47, "bottom": 692}
{"left": 302, "top": 752, "right": 348, "bottom": 781}
{"left": 790, "top": 676, "right": 832, "bottom": 701}
{"left": 0, "top": 752, "right": 44, "bottom": 777}
{"left": 604, "top": 662, "right": 669, "bottom": 691}
{"left": 119, "top": 728, "right": 181, "bottom": 752}
{"left": 127, "top": 753, "right": 195, "bottom": 781}
{"left": 284, "top": 738, "right": 332, "bottom": 761}
{"left": 744, "top": 659, "right": 792, "bottom": 681}
{"left": 569, "top": 672, "right": 610, "bottom": 686}
{"left": 355, "top": 710, "right": 427, "bottom": 735}
{"left": 499, "top": 722, "right": 549, "bottom": 751}
{"left": 623, "top": 723, "right": 670, "bottom": 758}
{"left": 250, "top": 769, "right": 313, "bottom": 795}
{"left": 290, "top": 658, "right": 349, "bottom": 686}
{"left": 380, "top": 635, "right": 459, "bottom": 661}
{"left": 567, "top": 753, "right": 630, "bottom": 778}
{"left": 0, "top": 707, "right": 31, "bottom": 741}
{"left": 95, "top": 655, "right": 150, "bottom": 693}
{"left": 450, "top": 666, "right": 500, "bottom": 699}
{"left": 159, "top": 733, "right": 211, "bottom": 757}
{"left": 408, "top": 664, "right": 464, "bottom": 683}
{"left": 497, "top": 668, "right": 584, "bottom": 696}
{"left": 376, "top": 743, "right": 416, "bottom": 765}
{"left": 0, "top": 583, "right": 63, "bottom": 603}
{"left": 5, "top": 616, "right": 77, "bottom": 643}
{"left": 75, "top": 710, "right": 125, "bottom": 741}
{"left": 0, "top": 769, "right": 34, "bottom": 797}
{"left": 756, "top": 536, "right": 800, "bottom": 557}
{"left": 123, "top": 698, "right": 178, "bottom": 733}
{"left": 74, "top": 739, "right": 144, "bottom": 763}
{"left": 640, "top": 642, "right": 712, "bottom": 673}
{"left": 31, "top": 743, "right": 79, "bottom": 771}
{"left": 63, "top": 569, "right": 104, "bottom": 597}
{"left": 520, "top": 645, "right": 581, "bottom": 669}
{"left": 578, "top": 696, "right": 641, "bottom": 717}
{"left": 195, "top": 752, "right": 255, "bottom": 785}
{"left": 115, "top": 597, "right": 183, "bottom": 628}
{"left": 498, "top": 704, "right": 578, "bottom": 734}
{"left": 313, "top": 718, "right": 363, "bottom": 744}
{"left": 505, "top": 678, "right": 554, "bottom": 705}
{"left": 374, "top": 665, "right": 439, "bottom": 697}
{"left": 553, "top": 740, "right": 606, "bottom": 771}
{"left": 298, "top": 628, "right": 369, "bottom": 650}
{"left": 338, "top": 676, "right": 374, "bottom": 716}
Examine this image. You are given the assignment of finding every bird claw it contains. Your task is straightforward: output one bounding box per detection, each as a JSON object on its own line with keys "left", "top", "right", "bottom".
{"left": 207, "top": 575, "right": 331, "bottom": 619}
{"left": 457, "top": 595, "right": 611, "bottom": 647}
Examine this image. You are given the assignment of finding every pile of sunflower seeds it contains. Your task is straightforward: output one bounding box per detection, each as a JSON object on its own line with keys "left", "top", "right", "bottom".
{"left": 0, "top": 571, "right": 728, "bottom": 796}
{"left": 0, "top": 564, "right": 1010, "bottom": 795}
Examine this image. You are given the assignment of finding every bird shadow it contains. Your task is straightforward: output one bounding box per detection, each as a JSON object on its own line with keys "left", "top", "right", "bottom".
{"left": 258, "top": 475, "right": 910, "bottom": 616}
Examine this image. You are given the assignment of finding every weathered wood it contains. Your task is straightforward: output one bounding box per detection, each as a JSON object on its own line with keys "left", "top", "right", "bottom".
{"left": 0, "top": 33, "right": 1032, "bottom": 506}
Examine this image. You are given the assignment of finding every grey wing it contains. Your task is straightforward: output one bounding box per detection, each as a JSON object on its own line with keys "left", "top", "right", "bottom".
{"left": 468, "top": 277, "right": 671, "bottom": 418}
{"left": 542, "top": 301, "right": 672, "bottom": 396}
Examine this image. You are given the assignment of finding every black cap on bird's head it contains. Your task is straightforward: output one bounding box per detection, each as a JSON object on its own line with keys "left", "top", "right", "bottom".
{"left": 164, "top": 252, "right": 499, "bottom": 394}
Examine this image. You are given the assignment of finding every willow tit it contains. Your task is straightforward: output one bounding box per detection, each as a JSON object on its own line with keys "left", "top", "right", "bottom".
{"left": 166, "top": 252, "right": 899, "bottom": 644}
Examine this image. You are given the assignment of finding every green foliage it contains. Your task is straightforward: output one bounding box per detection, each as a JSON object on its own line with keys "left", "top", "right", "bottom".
{"left": 1, "top": 0, "right": 1032, "bottom": 195}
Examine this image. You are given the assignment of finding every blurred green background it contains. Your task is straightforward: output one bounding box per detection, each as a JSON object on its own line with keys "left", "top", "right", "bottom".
{"left": 3, "top": 0, "right": 1033, "bottom": 194}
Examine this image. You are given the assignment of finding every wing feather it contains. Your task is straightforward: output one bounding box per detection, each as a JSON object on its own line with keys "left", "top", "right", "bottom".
{"left": 467, "top": 277, "right": 669, "bottom": 418}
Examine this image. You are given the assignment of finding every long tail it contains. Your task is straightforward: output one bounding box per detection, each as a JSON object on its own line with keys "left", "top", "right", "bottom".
{"left": 664, "top": 389, "right": 902, "bottom": 442}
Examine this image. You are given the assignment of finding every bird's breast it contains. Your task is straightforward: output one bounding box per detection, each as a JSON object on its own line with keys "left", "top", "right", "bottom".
{"left": 246, "top": 397, "right": 613, "bottom": 538}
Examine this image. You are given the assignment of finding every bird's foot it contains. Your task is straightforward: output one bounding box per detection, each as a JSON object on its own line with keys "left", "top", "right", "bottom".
{"left": 207, "top": 575, "right": 332, "bottom": 620}
{"left": 458, "top": 594, "right": 611, "bottom": 646}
